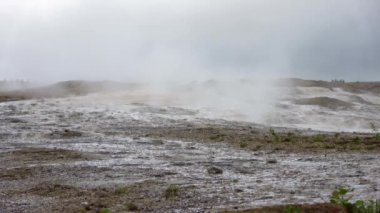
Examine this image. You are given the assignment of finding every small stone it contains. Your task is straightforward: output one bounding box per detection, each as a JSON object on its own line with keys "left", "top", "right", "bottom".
{"left": 207, "top": 166, "right": 223, "bottom": 174}
{"left": 266, "top": 159, "right": 277, "bottom": 164}
{"left": 152, "top": 139, "right": 164, "bottom": 145}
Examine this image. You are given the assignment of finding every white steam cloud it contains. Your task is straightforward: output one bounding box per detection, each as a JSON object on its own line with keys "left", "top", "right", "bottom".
{"left": 0, "top": 0, "right": 379, "bottom": 81}
{"left": 1, "top": 0, "right": 379, "bottom": 132}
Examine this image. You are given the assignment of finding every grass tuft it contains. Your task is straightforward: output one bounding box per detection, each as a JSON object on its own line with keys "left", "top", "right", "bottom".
{"left": 114, "top": 186, "right": 128, "bottom": 195}
{"left": 330, "top": 187, "right": 380, "bottom": 213}
{"left": 165, "top": 184, "right": 179, "bottom": 199}
{"left": 99, "top": 208, "right": 110, "bottom": 213}
{"left": 126, "top": 203, "right": 138, "bottom": 211}
{"left": 239, "top": 141, "right": 248, "bottom": 148}
{"left": 375, "top": 133, "right": 380, "bottom": 141}
{"left": 284, "top": 205, "right": 301, "bottom": 213}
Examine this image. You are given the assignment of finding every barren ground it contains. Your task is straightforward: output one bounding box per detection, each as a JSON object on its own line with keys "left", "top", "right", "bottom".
{"left": 0, "top": 81, "right": 380, "bottom": 212}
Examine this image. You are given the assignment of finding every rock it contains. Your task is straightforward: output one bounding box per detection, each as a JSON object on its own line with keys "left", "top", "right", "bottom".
{"left": 47, "top": 129, "right": 83, "bottom": 139}
{"left": 207, "top": 166, "right": 223, "bottom": 174}
{"left": 266, "top": 159, "right": 277, "bottom": 164}
{"left": 172, "top": 162, "right": 193, "bottom": 166}
{"left": 152, "top": 139, "right": 164, "bottom": 145}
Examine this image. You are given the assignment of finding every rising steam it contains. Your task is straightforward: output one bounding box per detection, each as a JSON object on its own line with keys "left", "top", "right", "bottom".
{"left": 0, "top": 0, "right": 379, "bottom": 132}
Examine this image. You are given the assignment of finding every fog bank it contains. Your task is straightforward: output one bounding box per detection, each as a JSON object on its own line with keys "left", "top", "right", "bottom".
{"left": 0, "top": 0, "right": 379, "bottom": 81}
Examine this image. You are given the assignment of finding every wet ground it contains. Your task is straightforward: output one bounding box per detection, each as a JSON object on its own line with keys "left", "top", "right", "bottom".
{"left": 0, "top": 95, "right": 380, "bottom": 212}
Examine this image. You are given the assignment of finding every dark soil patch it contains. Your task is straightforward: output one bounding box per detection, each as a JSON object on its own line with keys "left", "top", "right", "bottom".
{"left": 0, "top": 148, "right": 95, "bottom": 182}
{"left": 6, "top": 148, "right": 86, "bottom": 161}
{"left": 294, "top": 97, "right": 353, "bottom": 110}
{"left": 0, "top": 148, "right": 93, "bottom": 172}
{"left": 124, "top": 126, "right": 380, "bottom": 153}
{"left": 223, "top": 203, "right": 346, "bottom": 213}
{"left": 28, "top": 183, "right": 81, "bottom": 197}
{"left": 46, "top": 129, "right": 84, "bottom": 139}
{"left": 0, "top": 167, "right": 34, "bottom": 180}
{"left": 6, "top": 181, "right": 203, "bottom": 213}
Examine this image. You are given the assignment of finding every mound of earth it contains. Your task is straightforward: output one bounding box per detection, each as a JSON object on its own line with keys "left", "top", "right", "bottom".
{"left": 0, "top": 81, "right": 99, "bottom": 102}
{"left": 277, "top": 78, "right": 380, "bottom": 94}
{"left": 294, "top": 97, "right": 353, "bottom": 109}
{"left": 0, "top": 80, "right": 137, "bottom": 103}
{"left": 348, "top": 95, "right": 374, "bottom": 105}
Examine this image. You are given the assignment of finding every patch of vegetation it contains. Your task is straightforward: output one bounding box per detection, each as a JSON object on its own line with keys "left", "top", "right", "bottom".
{"left": 349, "top": 144, "right": 361, "bottom": 151}
{"left": 209, "top": 135, "right": 220, "bottom": 140}
{"left": 269, "top": 128, "right": 280, "bottom": 142}
{"left": 284, "top": 205, "right": 301, "bottom": 213}
{"left": 126, "top": 203, "right": 138, "bottom": 211}
{"left": 229, "top": 188, "right": 378, "bottom": 213}
{"left": 240, "top": 141, "right": 248, "bottom": 148}
{"left": 146, "top": 126, "right": 380, "bottom": 153}
{"left": 209, "top": 133, "right": 227, "bottom": 141}
{"left": 375, "top": 133, "right": 380, "bottom": 141}
{"left": 323, "top": 144, "right": 335, "bottom": 149}
{"left": 352, "top": 200, "right": 380, "bottom": 213}
{"left": 312, "top": 134, "right": 325, "bottom": 143}
{"left": 370, "top": 123, "right": 380, "bottom": 141}
{"left": 224, "top": 203, "right": 345, "bottom": 213}
{"left": 269, "top": 128, "right": 275, "bottom": 135}
{"left": 353, "top": 137, "right": 363, "bottom": 144}
{"left": 99, "top": 208, "right": 111, "bottom": 213}
{"left": 114, "top": 186, "right": 128, "bottom": 195}
{"left": 330, "top": 187, "right": 379, "bottom": 213}
{"left": 330, "top": 188, "right": 353, "bottom": 208}
{"left": 251, "top": 145, "right": 262, "bottom": 151}
{"left": 366, "top": 144, "right": 377, "bottom": 151}
{"left": 370, "top": 123, "right": 378, "bottom": 132}
{"left": 281, "top": 138, "right": 291, "bottom": 143}
{"left": 165, "top": 184, "right": 179, "bottom": 199}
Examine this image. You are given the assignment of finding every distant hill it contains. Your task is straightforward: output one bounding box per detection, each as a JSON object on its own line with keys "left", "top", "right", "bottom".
{"left": 0, "top": 80, "right": 136, "bottom": 102}
{"left": 276, "top": 78, "right": 380, "bottom": 94}
{"left": 1, "top": 78, "right": 379, "bottom": 103}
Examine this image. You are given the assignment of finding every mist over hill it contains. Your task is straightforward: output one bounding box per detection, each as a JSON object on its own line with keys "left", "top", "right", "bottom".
{"left": 1, "top": 78, "right": 379, "bottom": 132}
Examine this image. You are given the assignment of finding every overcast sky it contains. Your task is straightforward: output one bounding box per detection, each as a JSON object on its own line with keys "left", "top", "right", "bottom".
{"left": 0, "top": 0, "right": 379, "bottom": 82}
